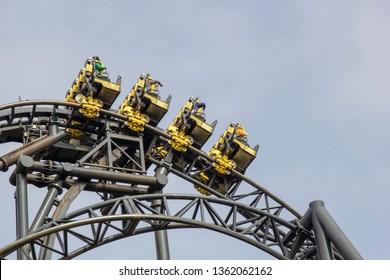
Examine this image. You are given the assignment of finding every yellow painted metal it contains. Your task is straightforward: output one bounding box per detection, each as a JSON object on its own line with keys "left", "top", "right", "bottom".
{"left": 94, "top": 77, "right": 121, "bottom": 92}
{"left": 194, "top": 185, "right": 212, "bottom": 196}
{"left": 166, "top": 97, "right": 214, "bottom": 151}
{"left": 144, "top": 92, "right": 169, "bottom": 110}
{"left": 66, "top": 127, "right": 85, "bottom": 138}
{"left": 194, "top": 123, "right": 258, "bottom": 195}
{"left": 194, "top": 172, "right": 212, "bottom": 196}
{"left": 210, "top": 122, "right": 257, "bottom": 170}
{"left": 66, "top": 121, "right": 84, "bottom": 138}
{"left": 154, "top": 146, "right": 169, "bottom": 158}
{"left": 209, "top": 149, "right": 236, "bottom": 175}
{"left": 76, "top": 94, "right": 103, "bottom": 118}
{"left": 167, "top": 125, "right": 193, "bottom": 152}
{"left": 118, "top": 75, "right": 146, "bottom": 115}
{"left": 123, "top": 106, "right": 150, "bottom": 132}
{"left": 65, "top": 57, "right": 120, "bottom": 114}
{"left": 118, "top": 73, "right": 169, "bottom": 126}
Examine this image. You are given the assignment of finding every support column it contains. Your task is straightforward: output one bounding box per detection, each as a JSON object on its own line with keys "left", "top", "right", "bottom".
{"left": 311, "top": 209, "right": 331, "bottom": 260}
{"left": 15, "top": 172, "right": 29, "bottom": 260}
{"left": 0, "top": 130, "right": 66, "bottom": 172}
{"left": 151, "top": 187, "right": 170, "bottom": 260}
{"left": 29, "top": 183, "right": 62, "bottom": 233}
{"left": 287, "top": 208, "right": 313, "bottom": 259}
{"left": 153, "top": 196, "right": 171, "bottom": 260}
{"left": 310, "top": 200, "right": 363, "bottom": 260}
{"left": 151, "top": 155, "right": 171, "bottom": 260}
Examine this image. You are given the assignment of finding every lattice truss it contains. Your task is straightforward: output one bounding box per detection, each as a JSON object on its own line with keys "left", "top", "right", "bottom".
{"left": 13, "top": 193, "right": 314, "bottom": 260}
{"left": 1, "top": 101, "right": 358, "bottom": 260}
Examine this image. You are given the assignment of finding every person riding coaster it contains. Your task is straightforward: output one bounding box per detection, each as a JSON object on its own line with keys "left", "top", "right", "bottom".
{"left": 168, "top": 97, "right": 216, "bottom": 149}
{"left": 117, "top": 73, "right": 171, "bottom": 130}
{"left": 65, "top": 56, "right": 121, "bottom": 112}
{"left": 193, "top": 122, "right": 259, "bottom": 195}
{"left": 64, "top": 56, "right": 121, "bottom": 140}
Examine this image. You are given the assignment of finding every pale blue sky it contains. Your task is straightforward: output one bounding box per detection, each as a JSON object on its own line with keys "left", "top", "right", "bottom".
{"left": 0, "top": 0, "right": 389, "bottom": 259}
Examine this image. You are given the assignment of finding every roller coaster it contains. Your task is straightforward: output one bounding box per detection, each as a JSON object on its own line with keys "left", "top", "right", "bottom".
{"left": 0, "top": 57, "right": 362, "bottom": 260}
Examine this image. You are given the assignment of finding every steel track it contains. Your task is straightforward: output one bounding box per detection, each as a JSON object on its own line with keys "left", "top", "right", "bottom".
{"left": 0, "top": 100, "right": 324, "bottom": 260}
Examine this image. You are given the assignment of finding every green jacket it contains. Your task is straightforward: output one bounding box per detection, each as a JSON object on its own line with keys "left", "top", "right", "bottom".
{"left": 95, "top": 61, "right": 106, "bottom": 71}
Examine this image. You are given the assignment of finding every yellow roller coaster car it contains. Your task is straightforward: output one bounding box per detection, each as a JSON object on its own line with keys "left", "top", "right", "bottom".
{"left": 210, "top": 122, "right": 258, "bottom": 173}
{"left": 195, "top": 122, "right": 259, "bottom": 195}
{"left": 166, "top": 97, "right": 217, "bottom": 151}
{"left": 118, "top": 73, "right": 171, "bottom": 130}
{"left": 65, "top": 56, "right": 121, "bottom": 118}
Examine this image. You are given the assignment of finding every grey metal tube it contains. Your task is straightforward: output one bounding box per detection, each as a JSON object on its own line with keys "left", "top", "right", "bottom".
{"left": 152, "top": 190, "right": 171, "bottom": 260}
{"left": 152, "top": 161, "right": 170, "bottom": 260}
{"left": 39, "top": 181, "right": 88, "bottom": 260}
{"left": 0, "top": 130, "right": 67, "bottom": 172}
{"left": 48, "top": 124, "right": 59, "bottom": 136}
{"left": 310, "top": 200, "right": 363, "bottom": 260}
{"left": 147, "top": 156, "right": 227, "bottom": 199}
{"left": 25, "top": 174, "right": 149, "bottom": 195}
{"left": 0, "top": 213, "right": 288, "bottom": 260}
{"left": 85, "top": 182, "right": 148, "bottom": 195}
{"left": 10, "top": 155, "right": 163, "bottom": 187}
{"left": 152, "top": 166, "right": 169, "bottom": 191}
{"left": 287, "top": 208, "right": 313, "bottom": 259}
{"left": 60, "top": 163, "right": 160, "bottom": 186}
{"left": 15, "top": 173, "right": 29, "bottom": 260}
{"left": 154, "top": 227, "right": 171, "bottom": 260}
{"left": 29, "top": 185, "right": 61, "bottom": 233}
{"left": 311, "top": 211, "right": 331, "bottom": 260}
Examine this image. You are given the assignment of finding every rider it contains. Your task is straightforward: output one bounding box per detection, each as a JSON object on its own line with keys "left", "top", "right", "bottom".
{"left": 145, "top": 74, "right": 163, "bottom": 96}
{"left": 235, "top": 124, "right": 248, "bottom": 142}
{"left": 193, "top": 100, "right": 206, "bottom": 117}
{"left": 93, "top": 56, "right": 108, "bottom": 78}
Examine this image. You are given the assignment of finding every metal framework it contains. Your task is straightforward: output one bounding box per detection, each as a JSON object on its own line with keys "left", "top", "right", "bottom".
{"left": 0, "top": 100, "right": 362, "bottom": 260}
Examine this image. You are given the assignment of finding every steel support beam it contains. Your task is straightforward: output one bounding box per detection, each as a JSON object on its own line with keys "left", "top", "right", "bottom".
{"left": 15, "top": 172, "right": 29, "bottom": 260}
{"left": 286, "top": 208, "right": 313, "bottom": 259}
{"left": 153, "top": 219, "right": 171, "bottom": 260}
{"left": 310, "top": 200, "right": 363, "bottom": 260}
{"left": 10, "top": 155, "right": 167, "bottom": 187}
{"left": 0, "top": 213, "right": 289, "bottom": 260}
{"left": 29, "top": 183, "right": 62, "bottom": 233}
{"left": 151, "top": 154, "right": 171, "bottom": 260}
{"left": 0, "top": 130, "right": 67, "bottom": 172}
{"left": 39, "top": 180, "right": 89, "bottom": 260}
{"left": 311, "top": 210, "right": 331, "bottom": 260}
{"left": 287, "top": 200, "right": 363, "bottom": 260}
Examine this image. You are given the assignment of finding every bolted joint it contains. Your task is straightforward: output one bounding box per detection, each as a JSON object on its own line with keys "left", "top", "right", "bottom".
{"left": 0, "top": 157, "right": 7, "bottom": 172}
{"left": 150, "top": 166, "right": 170, "bottom": 191}
{"left": 9, "top": 155, "right": 34, "bottom": 186}
{"left": 47, "top": 182, "right": 64, "bottom": 195}
{"left": 155, "top": 173, "right": 169, "bottom": 189}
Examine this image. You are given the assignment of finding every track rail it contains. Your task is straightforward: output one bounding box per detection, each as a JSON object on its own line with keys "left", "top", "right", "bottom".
{"left": 0, "top": 100, "right": 318, "bottom": 259}
{"left": 0, "top": 194, "right": 305, "bottom": 260}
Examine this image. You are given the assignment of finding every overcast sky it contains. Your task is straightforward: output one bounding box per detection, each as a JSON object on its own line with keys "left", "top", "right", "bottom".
{"left": 0, "top": 0, "right": 389, "bottom": 260}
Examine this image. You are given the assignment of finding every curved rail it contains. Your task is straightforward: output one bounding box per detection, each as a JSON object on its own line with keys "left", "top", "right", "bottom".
{"left": 0, "top": 193, "right": 303, "bottom": 260}
{"left": 0, "top": 100, "right": 308, "bottom": 260}
{"left": 0, "top": 100, "right": 300, "bottom": 217}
